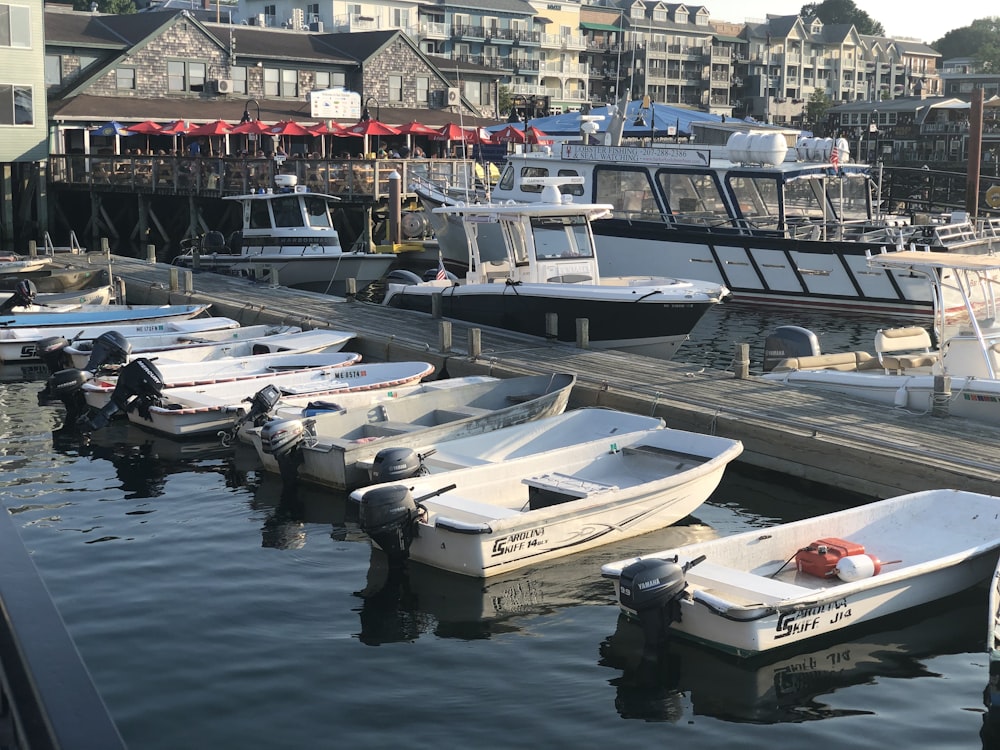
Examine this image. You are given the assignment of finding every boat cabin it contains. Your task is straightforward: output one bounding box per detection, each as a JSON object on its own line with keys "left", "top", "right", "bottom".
{"left": 493, "top": 140, "right": 879, "bottom": 241}
{"left": 433, "top": 179, "right": 613, "bottom": 285}
{"left": 223, "top": 175, "right": 343, "bottom": 254}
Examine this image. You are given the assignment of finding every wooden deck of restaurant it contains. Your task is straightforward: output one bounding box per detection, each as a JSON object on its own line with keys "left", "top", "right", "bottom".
{"left": 56, "top": 251, "right": 1000, "bottom": 501}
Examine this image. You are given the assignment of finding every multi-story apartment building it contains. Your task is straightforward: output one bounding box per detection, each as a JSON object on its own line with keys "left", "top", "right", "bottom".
{"left": 2, "top": 0, "right": 47, "bottom": 251}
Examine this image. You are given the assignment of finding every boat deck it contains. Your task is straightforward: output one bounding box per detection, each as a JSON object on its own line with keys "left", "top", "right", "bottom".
{"left": 67, "top": 251, "right": 1000, "bottom": 500}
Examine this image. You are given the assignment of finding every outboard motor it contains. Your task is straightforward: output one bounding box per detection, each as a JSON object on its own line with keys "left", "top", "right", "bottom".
{"left": 369, "top": 447, "right": 436, "bottom": 483}
{"left": 80, "top": 357, "right": 164, "bottom": 432}
{"left": 258, "top": 416, "right": 313, "bottom": 484}
{"left": 35, "top": 336, "right": 72, "bottom": 374}
{"left": 82, "top": 331, "right": 131, "bottom": 372}
{"left": 0, "top": 279, "right": 37, "bottom": 314}
{"left": 618, "top": 555, "right": 704, "bottom": 647}
{"left": 38, "top": 368, "right": 91, "bottom": 417}
{"left": 762, "top": 325, "right": 821, "bottom": 372}
{"left": 219, "top": 384, "right": 284, "bottom": 447}
{"left": 358, "top": 485, "right": 421, "bottom": 566}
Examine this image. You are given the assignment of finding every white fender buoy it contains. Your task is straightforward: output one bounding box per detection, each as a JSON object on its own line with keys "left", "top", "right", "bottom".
{"left": 835, "top": 554, "right": 882, "bottom": 582}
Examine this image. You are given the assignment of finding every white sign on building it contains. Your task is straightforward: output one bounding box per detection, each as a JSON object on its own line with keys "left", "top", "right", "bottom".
{"left": 309, "top": 88, "right": 362, "bottom": 121}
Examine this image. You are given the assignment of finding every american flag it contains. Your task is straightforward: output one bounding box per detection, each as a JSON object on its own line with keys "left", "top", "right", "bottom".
{"left": 435, "top": 255, "right": 447, "bottom": 281}
{"left": 830, "top": 145, "right": 839, "bottom": 168}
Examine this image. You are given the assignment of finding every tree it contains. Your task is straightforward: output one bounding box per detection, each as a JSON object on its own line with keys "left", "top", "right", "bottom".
{"left": 799, "top": 0, "right": 885, "bottom": 36}
{"left": 71, "top": 0, "right": 136, "bottom": 13}
{"left": 933, "top": 18, "right": 1000, "bottom": 69}
{"left": 498, "top": 86, "right": 512, "bottom": 118}
{"left": 806, "top": 89, "right": 833, "bottom": 134}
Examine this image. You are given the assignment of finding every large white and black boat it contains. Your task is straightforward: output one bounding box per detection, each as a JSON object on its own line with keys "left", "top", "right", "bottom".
{"left": 382, "top": 179, "right": 728, "bottom": 360}
{"left": 173, "top": 175, "right": 396, "bottom": 296}
{"left": 470, "top": 136, "right": 1000, "bottom": 316}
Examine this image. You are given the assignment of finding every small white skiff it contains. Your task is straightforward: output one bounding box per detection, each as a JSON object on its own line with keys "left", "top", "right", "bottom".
{"left": 602, "top": 489, "right": 1000, "bottom": 657}
{"left": 80, "top": 360, "right": 436, "bottom": 437}
{"left": 245, "top": 372, "right": 575, "bottom": 490}
{"left": 350, "top": 418, "right": 743, "bottom": 577}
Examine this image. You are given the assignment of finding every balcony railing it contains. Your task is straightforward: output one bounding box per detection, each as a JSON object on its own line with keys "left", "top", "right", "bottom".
{"left": 418, "top": 21, "right": 449, "bottom": 38}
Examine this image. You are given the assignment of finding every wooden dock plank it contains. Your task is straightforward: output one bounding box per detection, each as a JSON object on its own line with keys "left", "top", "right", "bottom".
{"left": 53, "top": 252, "right": 1000, "bottom": 499}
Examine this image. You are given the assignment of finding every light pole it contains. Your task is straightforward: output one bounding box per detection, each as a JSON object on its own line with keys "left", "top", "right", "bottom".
{"left": 240, "top": 98, "right": 260, "bottom": 124}
{"left": 868, "top": 108, "right": 878, "bottom": 163}
{"left": 362, "top": 96, "right": 380, "bottom": 155}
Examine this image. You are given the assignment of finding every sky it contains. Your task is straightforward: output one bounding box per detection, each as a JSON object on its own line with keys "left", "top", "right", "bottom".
{"left": 705, "top": 0, "right": 996, "bottom": 45}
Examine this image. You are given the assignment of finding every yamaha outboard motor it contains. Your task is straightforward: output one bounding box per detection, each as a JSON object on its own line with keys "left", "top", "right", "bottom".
{"left": 761, "top": 325, "right": 821, "bottom": 372}
{"left": 258, "top": 416, "right": 312, "bottom": 484}
{"left": 219, "top": 384, "right": 285, "bottom": 448}
{"left": 80, "top": 357, "right": 164, "bottom": 432}
{"left": 358, "top": 485, "right": 421, "bottom": 566}
{"left": 369, "top": 447, "right": 436, "bottom": 483}
{"left": 35, "top": 336, "right": 72, "bottom": 374}
{"left": 82, "top": 331, "right": 131, "bottom": 372}
{"left": 0, "top": 279, "right": 37, "bottom": 314}
{"left": 618, "top": 555, "right": 704, "bottom": 647}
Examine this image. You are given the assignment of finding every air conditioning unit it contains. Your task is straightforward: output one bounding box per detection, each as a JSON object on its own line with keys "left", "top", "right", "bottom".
{"left": 214, "top": 79, "right": 234, "bottom": 94}
{"left": 446, "top": 87, "right": 460, "bottom": 106}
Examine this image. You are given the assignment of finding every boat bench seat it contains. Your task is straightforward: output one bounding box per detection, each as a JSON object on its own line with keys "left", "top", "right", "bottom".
{"left": 433, "top": 406, "right": 491, "bottom": 422}
{"left": 522, "top": 472, "right": 618, "bottom": 500}
{"left": 686, "top": 561, "right": 813, "bottom": 604}
{"left": 771, "top": 351, "right": 880, "bottom": 372}
{"left": 363, "top": 420, "right": 424, "bottom": 437}
{"left": 429, "top": 493, "right": 522, "bottom": 530}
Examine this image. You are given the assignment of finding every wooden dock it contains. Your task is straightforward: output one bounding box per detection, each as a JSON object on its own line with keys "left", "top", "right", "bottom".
{"left": 57, "top": 251, "right": 1000, "bottom": 500}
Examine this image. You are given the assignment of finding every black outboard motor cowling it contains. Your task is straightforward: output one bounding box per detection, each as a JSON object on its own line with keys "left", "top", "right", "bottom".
{"left": 618, "top": 557, "right": 691, "bottom": 647}
{"left": 83, "top": 331, "right": 131, "bottom": 372}
{"left": 38, "top": 368, "right": 91, "bottom": 416}
{"left": 0, "top": 279, "right": 37, "bottom": 314}
{"left": 35, "top": 336, "right": 72, "bottom": 374}
{"left": 762, "top": 325, "right": 821, "bottom": 372}
{"left": 80, "top": 357, "right": 164, "bottom": 432}
{"left": 358, "top": 485, "right": 420, "bottom": 565}
{"left": 369, "top": 447, "right": 432, "bottom": 483}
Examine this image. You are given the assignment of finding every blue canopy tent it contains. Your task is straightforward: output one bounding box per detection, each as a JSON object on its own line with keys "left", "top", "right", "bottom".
{"left": 489, "top": 101, "right": 725, "bottom": 140}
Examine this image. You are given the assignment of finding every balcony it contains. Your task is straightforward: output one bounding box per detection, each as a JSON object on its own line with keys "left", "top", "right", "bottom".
{"left": 509, "top": 84, "right": 547, "bottom": 96}
{"left": 452, "top": 24, "right": 486, "bottom": 40}
{"left": 538, "top": 61, "right": 590, "bottom": 76}
{"left": 485, "top": 27, "right": 514, "bottom": 44}
{"left": 331, "top": 13, "right": 382, "bottom": 32}
{"left": 418, "top": 21, "right": 449, "bottom": 39}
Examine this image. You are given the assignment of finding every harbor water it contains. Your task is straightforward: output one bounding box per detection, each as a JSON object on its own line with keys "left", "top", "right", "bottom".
{"left": 1, "top": 302, "right": 995, "bottom": 749}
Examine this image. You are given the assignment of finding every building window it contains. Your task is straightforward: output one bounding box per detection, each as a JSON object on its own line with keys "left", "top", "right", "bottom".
{"left": 391, "top": 8, "right": 408, "bottom": 27}
{"left": 332, "top": 71, "right": 345, "bottom": 88}
{"left": 263, "top": 4, "right": 276, "bottom": 25}
{"left": 416, "top": 76, "right": 428, "bottom": 103}
{"left": 315, "top": 70, "right": 330, "bottom": 89}
{"left": 168, "top": 60, "right": 186, "bottom": 91}
{"left": 0, "top": 4, "right": 30, "bottom": 48}
{"left": 168, "top": 61, "right": 206, "bottom": 92}
{"left": 231, "top": 66, "right": 247, "bottom": 95}
{"left": 264, "top": 67, "right": 279, "bottom": 96}
{"left": 388, "top": 74, "right": 402, "bottom": 102}
{"left": 45, "top": 55, "right": 61, "bottom": 86}
{"left": 307, "top": 3, "right": 319, "bottom": 18}
{"left": 116, "top": 67, "right": 135, "bottom": 90}
{"left": 0, "top": 84, "right": 32, "bottom": 125}
{"left": 281, "top": 68, "right": 297, "bottom": 98}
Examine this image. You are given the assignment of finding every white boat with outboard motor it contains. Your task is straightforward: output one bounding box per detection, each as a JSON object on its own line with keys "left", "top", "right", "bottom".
{"left": 78, "top": 359, "right": 436, "bottom": 438}
{"left": 382, "top": 178, "right": 728, "bottom": 360}
{"left": 172, "top": 175, "right": 397, "bottom": 295}
{"left": 62, "top": 327, "right": 352, "bottom": 369}
{"left": 349, "top": 414, "right": 742, "bottom": 577}
{"left": 245, "top": 372, "right": 575, "bottom": 491}
{"left": 761, "top": 249, "right": 1000, "bottom": 426}
{"left": 0, "top": 306, "right": 216, "bottom": 366}
{"left": 601, "top": 488, "right": 1000, "bottom": 657}
{"left": 472, "top": 135, "right": 1000, "bottom": 315}
{"left": 0, "top": 302, "right": 211, "bottom": 329}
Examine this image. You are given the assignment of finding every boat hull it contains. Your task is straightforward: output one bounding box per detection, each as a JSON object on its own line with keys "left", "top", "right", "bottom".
{"left": 250, "top": 373, "right": 575, "bottom": 490}
{"left": 603, "top": 489, "right": 1000, "bottom": 656}
{"left": 187, "top": 253, "right": 396, "bottom": 296}
{"left": 384, "top": 283, "right": 715, "bottom": 360}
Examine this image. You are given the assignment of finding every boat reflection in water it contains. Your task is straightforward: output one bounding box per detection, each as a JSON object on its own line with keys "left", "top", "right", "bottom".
{"left": 353, "top": 521, "right": 720, "bottom": 646}
{"left": 599, "top": 588, "right": 984, "bottom": 725}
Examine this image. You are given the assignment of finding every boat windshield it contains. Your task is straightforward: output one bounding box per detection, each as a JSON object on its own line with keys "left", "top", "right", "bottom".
{"left": 303, "top": 196, "right": 333, "bottom": 228}
{"left": 657, "top": 171, "right": 733, "bottom": 227}
{"left": 270, "top": 196, "right": 305, "bottom": 228}
{"left": 593, "top": 167, "right": 662, "bottom": 222}
{"left": 728, "top": 175, "right": 781, "bottom": 227}
{"left": 825, "top": 174, "right": 870, "bottom": 222}
{"left": 530, "top": 215, "right": 594, "bottom": 259}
